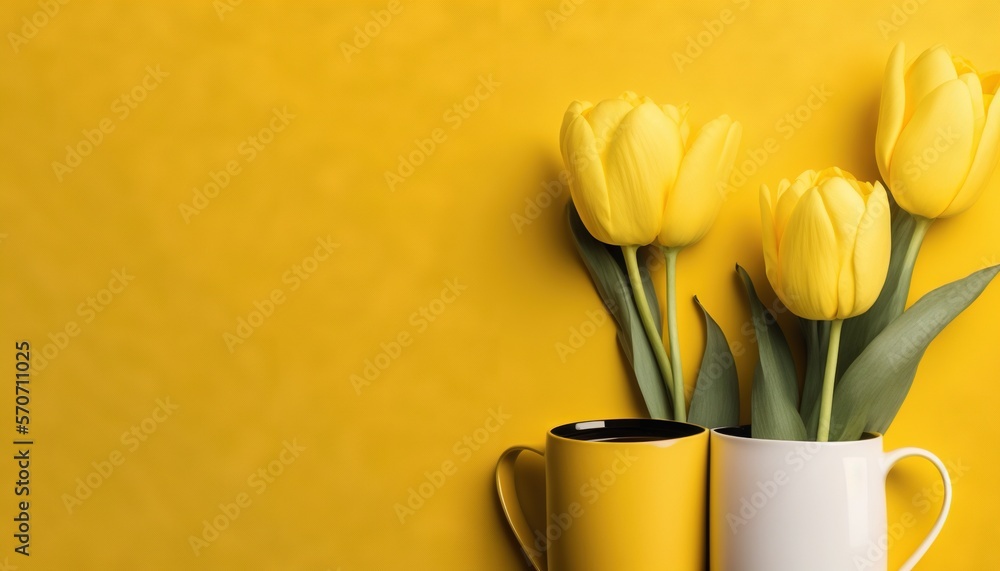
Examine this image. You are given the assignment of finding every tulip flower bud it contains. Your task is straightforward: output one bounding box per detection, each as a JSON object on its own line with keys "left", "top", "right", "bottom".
{"left": 760, "top": 168, "right": 891, "bottom": 321}
{"left": 560, "top": 92, "right": 686, "bottom": 246}
{"left": 875, "top": 43, "right": 1000, "bottom": 219}
{"left": 657, "top": 115, "right": 742, "bottom": 249}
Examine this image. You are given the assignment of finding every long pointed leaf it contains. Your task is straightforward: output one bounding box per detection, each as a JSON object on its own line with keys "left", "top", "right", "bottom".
{"left": 830, "top": 264, "right": 1000, "bottom": 440}
{"left": 636, "top": 250, "right": 663, "bottom": 333}
{"left": 688, "top": 297, "right": 740, "bottom": 428}
{"left": 799, "top": 319, "right": 828, "bottom": 439}
{"left": 567, "top": 204, "right": 672, "bottom": 419}
{"left": 737, "top": 265, "right": 806, "bottom": 440}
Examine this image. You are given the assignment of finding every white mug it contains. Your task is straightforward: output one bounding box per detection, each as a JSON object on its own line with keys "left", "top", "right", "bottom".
{"left": 710, "top": 426, "right": 951, "bottom": 571}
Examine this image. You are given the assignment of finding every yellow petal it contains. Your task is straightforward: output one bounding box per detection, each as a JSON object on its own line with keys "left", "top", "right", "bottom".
{"left": 603, "top": 101, "right": 680, "bottom": 245}
{"left": 659, "top": 115, "right": 735, "bottom": 247}
{"left": 679, "top": 121, "right": 691, "bottom": 149}
{"left": 876, "top": 43, "right": 907, "bottom": 182}
{"left": 952, "top": 55, "right": 978, "bottom": 76}
{"left": 586, "top": 98, "right": 636, "bottom": 166}
{"left": 661, "top": 103, "right": 684, "bottom": 125}
{"left": 619, "top": 91, "right": 644, "bottom": 106}
{"left": 849, "top": 183, "right": 891, "bottom": 316}
{"left": 905, "top": 45, "right": 958, "bottom": 121}
{"left": 817, "top": 177, "right": 867, "bottom": 226}
{"left": 759, "top": 183, "right": 781, "bottom": 299}
{"left": 889, "top": 79, "right": 975, "bottom": 218}
{"left": 984, "top": 71, "right": 998, "bottom": 113}
{"left": 794, "top": 169, "right": 819, "bottom": 188}
{"left": 778, "top": 188, "right": 840, "bottom": 320}
{"left": 713, "top": 120, "right": 742, "bottom": 186}
{"left": 711, "top": 119, "right": 742, "bottom": 215}
{"left": 982, "top": 71, "right": 1000, "bottom": 94}
{"left": 562, "top": 111, "right": 614, "bottom": 243}
{"left": 718, "top": 120, "right": 743, "bottom": 180}
{"left": 959, "top": 72, "right": 986, "bottom": 144}
{"left": 774, "top": 175, "right": 809, "bottom": 247}
{"left": 944, "top": 73, "right": 1000, "bottom": 217}
{"left": 816, "top": 166, "right": 850, "bottom": 182}
{"left": 559, "top": 100, "right": 591, "bottom": 158}
{"left": 662, "top": 103, "right": 691, "bottom": 147}
{"left": 816, "top": 177, "right": 866, "bottom": 317}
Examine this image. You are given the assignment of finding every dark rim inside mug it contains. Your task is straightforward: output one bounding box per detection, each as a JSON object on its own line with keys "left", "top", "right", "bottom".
{"left": 551, "top": 418, "right": 704, "bottom": 442}
{"left": 714, "top": 425, "right": 753, "bottom": 438}
{"left": 714, "top": 425, "right": 879, "bottom": 441}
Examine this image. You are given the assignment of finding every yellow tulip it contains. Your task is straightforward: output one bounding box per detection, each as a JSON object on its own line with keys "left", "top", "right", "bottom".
{"left": 658, "top": 115, "right": 742, "bottom": 248}
{"left": 760, "top": 168, "right": 891, "bottom": 321}
{"left": 875, "top": 43, "right": 1000, "bottom": 219}
{"left": 560, "top": 92, "right": 685, "bottom": 246}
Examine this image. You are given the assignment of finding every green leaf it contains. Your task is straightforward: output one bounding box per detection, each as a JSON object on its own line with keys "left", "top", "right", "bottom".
{"left": 567, "top": 204, "right": 672, "bottom": 419}
{"left": 837, "top": 203, "right": 916, "bottom": 377}
{"left": 830, "top": 264, "right": 1000, "bottom": 440}
{"left": 737, "top": 265, "right": 806, "bottom": 440}
{"left": 636, "top": 251, "right": 663, "bottom": 334}
{"left": 799, "top": 319, "right": 828, "bottom": 439}
{"left": 687, "top": 297, "right": 740, "bottom": 429}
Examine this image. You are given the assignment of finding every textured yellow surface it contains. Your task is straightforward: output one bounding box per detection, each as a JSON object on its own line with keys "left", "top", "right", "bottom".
{"left": 0, "top": 0, "right": 997, "bottom": 569}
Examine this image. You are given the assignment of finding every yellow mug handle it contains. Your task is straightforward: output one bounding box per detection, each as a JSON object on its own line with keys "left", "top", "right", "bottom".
{"left": 495, "top": 446, "right": 547, "bottom": 571}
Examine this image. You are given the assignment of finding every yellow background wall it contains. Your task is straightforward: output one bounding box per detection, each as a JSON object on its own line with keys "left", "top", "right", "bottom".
{"left": 1, "top": 0, "right": 996, "bottom": 568}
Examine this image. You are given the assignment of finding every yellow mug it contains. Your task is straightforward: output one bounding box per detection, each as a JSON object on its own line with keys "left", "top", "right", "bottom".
{"left": 495, "top": 419, "right": 708, "bottom": 571}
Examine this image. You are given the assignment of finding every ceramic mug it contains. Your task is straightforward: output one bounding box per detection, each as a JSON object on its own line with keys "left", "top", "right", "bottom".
{"left": 495, "top": 419, "right": 708, "bottom": 571}
{"left": 709, "top": 426, "right": 951, "bottom": 571}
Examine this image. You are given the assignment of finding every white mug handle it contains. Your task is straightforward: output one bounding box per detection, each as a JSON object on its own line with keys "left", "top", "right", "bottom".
{"left": 883, "top": 447, "right": 952, "bottom": 571}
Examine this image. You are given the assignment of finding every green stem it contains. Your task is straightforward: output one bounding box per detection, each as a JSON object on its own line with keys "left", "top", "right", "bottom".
{"left": 892, "top": 216, "right": 933, "bottom": 315}
{"left": 663, "top": 247, "right": 686, "bottom": 422}
{"left": 816, "top": 319, "right": 844, "bottom": 442}
{"left": 622, "top": 246, "right": 676, "bottom": 408}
